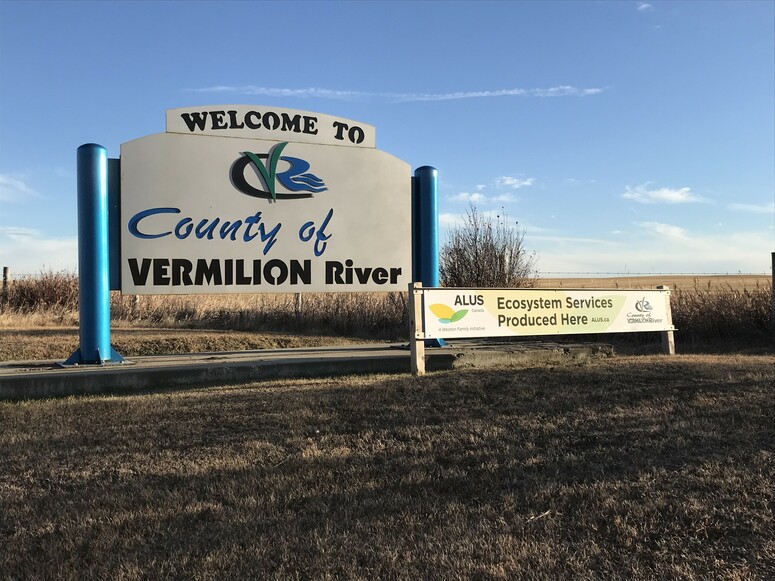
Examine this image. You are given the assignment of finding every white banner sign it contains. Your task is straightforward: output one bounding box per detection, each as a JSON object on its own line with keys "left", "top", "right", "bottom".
{"left": 166, "top": 105, "right": 376, "bottom": 148}
{"left": 120, "top": 132, "right": 410, "bottom": 294}
{"left": 420, "top": 288, "right": 674, "bottom": 339}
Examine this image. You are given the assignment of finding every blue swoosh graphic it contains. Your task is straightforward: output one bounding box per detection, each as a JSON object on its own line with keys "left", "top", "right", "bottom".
{"left": 276, "top": 156, "right": 328, "bottom": 193}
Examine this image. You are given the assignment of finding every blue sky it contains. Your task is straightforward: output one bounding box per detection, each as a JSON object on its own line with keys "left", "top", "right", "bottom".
{"left": 1, "top": 0, "right": 773, "bottom": 276}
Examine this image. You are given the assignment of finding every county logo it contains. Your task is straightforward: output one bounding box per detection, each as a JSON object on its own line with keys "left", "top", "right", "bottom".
{"left": 429, "top": 303, "right": 468, "bottom": 324}
{"left": 635, "top": 297, "right": 653, "bottom": 313}
{"left": 231, "top": 142, "right": 327, "bottom": 201}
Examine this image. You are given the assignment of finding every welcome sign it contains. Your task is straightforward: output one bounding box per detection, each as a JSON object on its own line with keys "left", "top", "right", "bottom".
{"left": 166, "top": 105, "right": 376, "bottom": 147}
{"left": 120, "top": 107, "right": 411, "bottom": 294}
{"left": 420, "top": 288, "right": 674, "bottom": 339}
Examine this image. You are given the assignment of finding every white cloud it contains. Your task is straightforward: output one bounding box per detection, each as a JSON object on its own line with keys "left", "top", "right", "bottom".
{"left": 0, "top": 174, "right": 37, "bottom": 202}
{"left": 439, "top": 212, "right": 463, "bottom": 227}
{"left": 728, "top": 202, "right": 775, "bottom": 214}
{"left": 450, "top": 176, "right": 534, "bottom": 204}
{"left": 637, "top": 2, "right": 653, "bottom": 11}
{"left": 449, "top": 191, "right": 518, "bottom": 205}
{"left": 438, "top": 209, "right": 531, "bottom": 231}
{"left": 450, "top": 192, "right": 486, "bottom": 203}
{"left": 531, "top": 86, "right": 603, "bottom": 98}
{"left": 188, "top": 85, "right": 606, "bottom": 103}
{"left": 494, "top": 176, "right": 535, "bottom": 189}
{"left": 622, "top": 184, "right": 704, "bottom": 204}
{"left": 0, "top": 226, "right": 38, "bottom": 239}
{"left": 639, "top": 221, "right": 688, "bottom": 240}
{"left": 0, "top": 227, "right": 77, "bottom": 274}
{"left": 531, "top": 235, "right": 616, "bottom": 246}
{"left": 492, "top": 194, "right": 517, "bottom": 204}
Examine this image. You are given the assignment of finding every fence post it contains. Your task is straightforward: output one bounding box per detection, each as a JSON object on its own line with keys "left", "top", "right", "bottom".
{"left": 657, "top": 285, "right": 675, "bottom": 355}
{"left": 294, "top": 292, "right": 303, "bottom": 318}
{"left": 409, "top": 282, "right": 426, "bottom": 375}
{"left": 1, "top": 266, "right": 9, "bottom": 301}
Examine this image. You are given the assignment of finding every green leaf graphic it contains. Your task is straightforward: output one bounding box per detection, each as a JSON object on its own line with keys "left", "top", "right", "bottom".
{"left": 450, "top": 309, "right": 468, "bottom": 322}
{"left": 243, "top": 142, "right": 288, "bottom": 201}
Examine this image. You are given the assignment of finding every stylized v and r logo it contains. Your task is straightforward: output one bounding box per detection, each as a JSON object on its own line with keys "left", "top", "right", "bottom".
{"left": 242, "top": 142, "right": 287, "bottom": 201}
{"left": 231, "top": 142, "right": 327, "bottom": 201}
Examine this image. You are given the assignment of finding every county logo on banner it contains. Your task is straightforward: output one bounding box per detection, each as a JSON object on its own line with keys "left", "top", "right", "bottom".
{"left": 120, "top": 132, "right": 411, "bottom": 294}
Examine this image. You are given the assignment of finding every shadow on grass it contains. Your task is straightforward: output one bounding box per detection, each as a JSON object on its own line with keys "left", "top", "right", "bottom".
{"left": 2, "top": 356, "right": 773, "bottom": 579}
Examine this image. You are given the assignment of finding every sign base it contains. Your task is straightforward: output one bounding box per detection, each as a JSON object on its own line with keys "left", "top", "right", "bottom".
{"left": 61, "top": 347, "right": 126, "bottom": 367}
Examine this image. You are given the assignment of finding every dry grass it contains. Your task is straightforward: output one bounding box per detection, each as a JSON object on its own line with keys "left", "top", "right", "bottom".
{"left": 1, "top": 355, "right": 773, "bottom": 579}
{"left": 1, "top": 273, "right": 772, "bottom": 359}
{"left": 535, "top": 274, "right": 771, "bottom": 291}
{"left": 1, "top": 272, "right": 407, "bottom": 339}
{"left": 0, "top": 328, "right": 372, "bottom": 362}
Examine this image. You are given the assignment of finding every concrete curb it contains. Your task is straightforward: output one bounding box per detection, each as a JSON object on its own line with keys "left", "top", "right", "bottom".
{"left": 0, "top": 341, "right": 613, "bottom": 401}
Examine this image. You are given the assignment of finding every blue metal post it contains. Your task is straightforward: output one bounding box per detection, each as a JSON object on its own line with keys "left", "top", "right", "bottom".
{"left": 64, "top": 144, "right": 123, "bottom": 365}
{"left": 414, "top": 166, "right": 439, "bottom": 287}
{"left": 411, "top": 175, "right": 420, "bottom": 283}
{"left": 107, "top": 158, "right": 122, "bottom": 291}
{"left": 413, "top": 166, "right": 445, "bottom": 347}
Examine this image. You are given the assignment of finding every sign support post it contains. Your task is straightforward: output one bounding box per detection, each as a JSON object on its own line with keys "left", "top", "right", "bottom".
{"left": 63, "top": 144, "right": 124, "bottom": 366}
{"left": 657, "top": 285, "right": 675, "bottom": 355}
{"left": 409, "top": 282, "right": 426, "bottom": 375}
{"left": 413, "top": 166, "right": 445, "bottom": 348}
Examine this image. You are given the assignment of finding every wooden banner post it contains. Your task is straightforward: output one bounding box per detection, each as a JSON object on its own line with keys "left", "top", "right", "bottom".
{"left": 656, "top": 285, "right": 675, "bottom": 355}
{"left": 409, "top": 282, "right": 426, "bottom": 376}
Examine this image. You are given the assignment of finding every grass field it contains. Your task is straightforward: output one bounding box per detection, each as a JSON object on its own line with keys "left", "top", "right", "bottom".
{"left": 0, "top": 327, "right": 372, "bottom": 362}
{"left": 1, "top": 273, "right": 772, "bottom": 361}
{"left": 1, "top": 274, "right": 772, "bottom": 577}
{"left": 535, "top": 274, "right": 771, "bottom": 291}
{"left": 2, "top": 355, "right": 773, "bottom": 579}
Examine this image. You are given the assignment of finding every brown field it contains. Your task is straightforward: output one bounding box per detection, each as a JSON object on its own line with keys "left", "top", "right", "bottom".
{"left": 535, "top": 274, "right": 772, "bottom": 291}
{"left": 2, "top": 355, "right": 773, "bottom": 579}
{"left": 0, "top": 272, "right": 772, "bottom": 361}
{"left": 0, "top": 327, "right": 372, "bottom": 362}
{"left": 2, "top": 274, "right": 773, "bottom": 576}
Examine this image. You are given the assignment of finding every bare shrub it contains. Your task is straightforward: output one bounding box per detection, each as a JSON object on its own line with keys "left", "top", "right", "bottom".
{"left": 1, "top": 270, "right": 79, "bottom": 313}
{"left": 440, "top": 204, "right": 537, "bottom": 288}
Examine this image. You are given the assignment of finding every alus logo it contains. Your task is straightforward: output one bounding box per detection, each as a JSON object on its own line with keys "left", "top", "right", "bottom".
{"left": 230, "top": 142, "right": 327, "bottom": 201}
{"left": 429, "top": 303, "right": 468, "bottom": 324}
{"left": 635, "top": 297, "right": 653, "bottom": 312}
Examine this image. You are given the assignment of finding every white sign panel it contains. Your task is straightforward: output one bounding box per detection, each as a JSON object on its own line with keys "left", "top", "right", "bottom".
{"left": 166, "top": 105, "right": 376, "bottom": 148}
{"left": 120, "top": 132, "right": 410, "bottom": 294}
{"left": 421, "top": 288, "right": 674, "bottom": 339}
